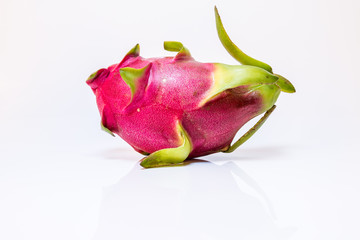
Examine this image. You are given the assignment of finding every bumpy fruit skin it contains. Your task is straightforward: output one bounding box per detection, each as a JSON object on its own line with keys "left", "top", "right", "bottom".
{"left": 86, "top": 7, "right": 295, "bottom": 168}
{"left": 87, "top": 55, "right": 277, "bottom": 158}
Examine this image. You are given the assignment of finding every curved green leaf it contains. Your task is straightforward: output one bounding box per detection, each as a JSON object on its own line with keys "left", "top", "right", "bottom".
{"left": 214, "top": 6, "right": 273, "bottom": 73}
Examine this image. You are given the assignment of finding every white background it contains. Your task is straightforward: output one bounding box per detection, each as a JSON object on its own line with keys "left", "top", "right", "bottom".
{"left": 1, "top": 0, "right": 360, "bottom": 239}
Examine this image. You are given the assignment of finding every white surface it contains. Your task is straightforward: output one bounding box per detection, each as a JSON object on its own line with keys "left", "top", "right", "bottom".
{"left": 1, "top": 0, "right": 360, "bottom": 239}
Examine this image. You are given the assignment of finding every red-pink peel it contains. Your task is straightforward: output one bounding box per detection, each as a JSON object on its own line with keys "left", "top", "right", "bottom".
{"left": 86, "top": 7, "right": 295, "bottom": 168}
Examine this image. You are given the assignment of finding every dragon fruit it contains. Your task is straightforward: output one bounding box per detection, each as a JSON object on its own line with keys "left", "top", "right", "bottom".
{"left": 86, "top": 7, "right": 295, "bottom": 168}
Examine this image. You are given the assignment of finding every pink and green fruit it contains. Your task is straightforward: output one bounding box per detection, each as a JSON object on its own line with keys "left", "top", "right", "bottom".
{"left": 86, "top": 7, "right": 295, "bottom": 168}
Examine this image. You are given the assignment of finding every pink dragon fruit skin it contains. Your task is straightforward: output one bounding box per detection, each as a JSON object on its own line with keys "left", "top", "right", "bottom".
{"left": 86, "top": 7, "right": 295, "bottom": 168}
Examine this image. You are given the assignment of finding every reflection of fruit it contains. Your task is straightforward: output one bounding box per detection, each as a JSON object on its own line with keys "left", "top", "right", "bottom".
{"left": 86, "top": 7, "right": 295, "bottom": 168}
{"left": 93, "top": 161, "right": 295, "bottom": 239}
